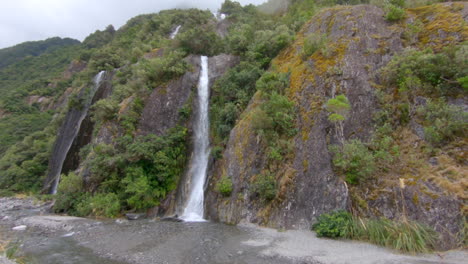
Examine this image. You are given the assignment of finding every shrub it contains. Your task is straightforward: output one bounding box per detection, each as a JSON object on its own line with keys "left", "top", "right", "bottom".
{"left": 302, "top": 33, "right": 328, "bottom": 58}
{"left": 312, "top": 210, "right": 352, "bottom": 238}
{"left": 216, "top": 175, "right": 233, "bottom": 197}
{"left": 416, "top": 100, "right": 467, "bottom": 146}
{"left": 142, "top": 50, "right": 188, "bottom": 86}
{"left": 53, "top": 172, "right": 87, "bottom": 215}
{"left": 326, "top": 95, "right": 351, "bottom": 144}
{"left": 389, "top": 0, "right": 405, "bottom": 7}
{"left": 0, "top": 189, "right": 14, "bottom": 197}
{"left": 329, "top": 139, "right": 376, "bottom": 184}
{"left": 312, "top": 211, "right": 438, "bottom": 253}
{"left": 252, "top": 172, "right": 277, "bottom": 201}
{"left": 123, "top": 167, "right": 161, "bottom": 210}
{"left": 260, "top": 92, "right": 297, "bottom": 137}
{"left": 78, "top": 193, "right": 121, "bottom": 218}
{"left": 211, "top": 146, "right": 223, "bottom": 160}
{"left": 57, "top": 172, "right": 83, "bottom": 194}
{"left": 256, "top": 71, "right": 289, "bottom": 95}
{"left": 385, "top": 5, "right": 406, "bottom": 22}
{"left": 176, "top": 25, "right": 223, "bottom": 56}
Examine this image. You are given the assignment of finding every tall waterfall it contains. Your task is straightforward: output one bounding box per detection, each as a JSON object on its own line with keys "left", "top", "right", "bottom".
{"left": 181, "top": 56, "right": 210, "bottom": 222}
{"left": 170, "top": 25, "right": 181, "bottom": 39}
{"left": 45, "top": 71, "right": 105, "bottom": 194}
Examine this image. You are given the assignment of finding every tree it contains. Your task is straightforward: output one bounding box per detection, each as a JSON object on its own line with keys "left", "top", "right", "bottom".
{"left": 326, "top": 94, "right": 350, "bottom": 144}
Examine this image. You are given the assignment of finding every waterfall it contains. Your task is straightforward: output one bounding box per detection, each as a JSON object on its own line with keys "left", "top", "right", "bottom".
{"left": 45, "top": 71, "right": 105, "bottom": 194}
{"left": 181, "top": 56, "right": 210, "bottom": 222}
{"left": 170, "top": 25, "right": 181, "bottom": 39}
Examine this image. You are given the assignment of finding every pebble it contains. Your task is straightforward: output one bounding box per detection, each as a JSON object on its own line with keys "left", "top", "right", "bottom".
{"left": 12, "top": 225, "right": 27, "bottom": 231}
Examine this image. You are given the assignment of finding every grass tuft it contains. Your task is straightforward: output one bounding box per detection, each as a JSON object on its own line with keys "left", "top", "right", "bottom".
{"left": 313, "top": 211, "right": 438, "bottom": 254}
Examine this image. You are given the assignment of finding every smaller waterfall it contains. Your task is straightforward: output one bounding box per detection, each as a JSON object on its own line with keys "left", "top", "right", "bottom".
{"left": 46, "top": 71, "right": 105, "bottom": 194}
{"left": 181, "top": 56, "right": 210, "bottom": 222}
{"left": 170, "top": 25, "right": 182, "bottom": 39}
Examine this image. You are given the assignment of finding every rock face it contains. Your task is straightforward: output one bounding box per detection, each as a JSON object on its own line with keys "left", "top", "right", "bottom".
{"left": 205, "top": 3, "right": 466, "bottom": 248}
{"left": 207, "top": 4, "right": 401, "bottom": 230}
{"left": 43, "top": 71, "right": 113, "bottom": 194}
{"left": 138, "top": 55, "right": 201, "bottom": 137}
{"left": 140, "top": 54, "right": 239, "bottom": 216}
{"left": 138, "top": 54, "right": 240, "bottom": 137}
{"left": 62, "top": 71, "right": 114, "bottom": 176}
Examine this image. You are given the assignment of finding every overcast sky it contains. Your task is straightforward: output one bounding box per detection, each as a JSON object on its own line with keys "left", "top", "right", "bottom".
{"left": 0, "top": 0, "right": 267, "bottom": 49}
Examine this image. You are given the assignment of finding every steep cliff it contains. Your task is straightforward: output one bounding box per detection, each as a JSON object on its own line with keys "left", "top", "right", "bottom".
{"left": 206, "top": 2, "right": 467, "bottom": 249}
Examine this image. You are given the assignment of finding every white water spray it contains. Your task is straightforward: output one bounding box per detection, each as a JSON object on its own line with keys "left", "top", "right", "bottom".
{"left": 50, "top": 71, "right": 105, "bottom": 194}
{"left": 170, "top": 25, "right": 181, "bottom": 39}
{"left": 181, "top": 56, "right": 210, "bottom": 222}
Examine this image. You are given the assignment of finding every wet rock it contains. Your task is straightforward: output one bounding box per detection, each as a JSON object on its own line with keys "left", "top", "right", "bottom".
{"left": 12, "top": 225, "right": 27, "bottom": 231}
{"left": 125, "top": 213, "right": 146, "bottom": 220}
{"left": 161, "top": 216, "right": 183, "bottom": 222}
{"left": 115, "top": 219, "right": 129, "bottom": 224}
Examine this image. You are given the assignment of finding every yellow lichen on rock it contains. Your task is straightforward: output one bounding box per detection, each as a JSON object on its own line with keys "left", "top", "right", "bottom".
{"left": 407, "top": 2, "right": 468, "bottom": 51}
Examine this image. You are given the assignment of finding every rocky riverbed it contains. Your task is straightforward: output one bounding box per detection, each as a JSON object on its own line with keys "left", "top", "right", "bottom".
{"left": 0, "top": 197, "right": 466, "bottom": 264}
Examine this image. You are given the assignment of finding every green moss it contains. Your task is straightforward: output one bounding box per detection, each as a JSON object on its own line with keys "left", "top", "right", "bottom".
{"left": 408, "top": 3, "right": 468, "bottom": 51}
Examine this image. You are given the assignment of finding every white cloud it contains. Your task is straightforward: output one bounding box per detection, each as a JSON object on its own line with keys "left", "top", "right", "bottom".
{"left": 0, "top": 0, "right": 267, "bottom": 48}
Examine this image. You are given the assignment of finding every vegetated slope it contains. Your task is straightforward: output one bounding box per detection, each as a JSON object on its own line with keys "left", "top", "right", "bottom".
{"left": 0, "top": 37, "right": 80, "bottom": 69}
{"left": 0, "top": 39, "right": 83, "bottom": 158}
{"left": 206, "top": 1, "right": 467, "bottom": 250}
{"left": 0, "top": 0, "right": 465, "bottom": 252}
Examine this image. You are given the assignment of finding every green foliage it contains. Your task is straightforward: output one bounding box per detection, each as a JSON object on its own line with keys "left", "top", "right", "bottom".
{"left": 54, "top": 172, "right": 89, "bottom": 216}
{"left": 75, "top": 193, "right": 121, "bottom": 218}
{"left": 330, "top": 139, "right": 376, "bottom": 184}
{"left": 211, "top": 62, "right": 264, "bottom": 143}
{"left": 220, "top": 0, "right": 243, "bottom": 15}
{"left": 216, "top": 175, "right": 233, "bottom": 197}
{"left": 313, "top": 211, "right": 438, "bottom": 253}
{"left": 211, "top": 146, "right": 224, "bottom": 160}
{"left": 91, "top": 99, "right": 119, "bottom": 122}
{"left": 85, "top": 127, "right": 188, "bottom": 212}
{"left": 175, "top": 25, "right": 223, "bottom": 56}
{"left": 302, "top": 33, "right": 328, "bottom": 58}
{"left": 312, "top": 210, "right": 352, "bottom": 238}
{"left": 326, "top": 95, "right": 351, "bottom": 144}
{"left": 88, "top": 47, "right": 123, "bottom": 72}
{"left": 457, "top": 76, "right": 468, "bottom": 90}
{"left": 0, "top": 112, "right": 52, "bottom": 156}
{"left": 256, "top": 71, "right": 289, "bottom": 95}
{"left": 252, "top": 172, "right": 277, "bottom": 201}
{"left": 142, "top": 50, "right": 189, "bottom": 86}
{"left": 385, "top": 4, "right": 406, "bottom": 22}
{"left": 326, "top": 95, "right": 350, "bottom": 121}
{"left": 389, "top": 0, "right": 405, "bottom": 7}
{"left": 246, "top": 25, "right": 294, "bottom": 68}
{"left": 0, "top": 189, "right": 15, "bottom": 197}
{"left": 0, "top": 37, "right": 80, "bottom": 69}
{"left": 416, "top": 100, "right": 467, "bottom": 146}
{"left": 82, "top": 25, "right": 116, "bottom": 49}
{"left": 57, "top": 172, "right": 82, "bottom": 193}
{"left": 0, "top": 123, "right": 57, "bottom": 193}
{"left": 260, "top": 93, "right": 297, "bottom": 137}
{"left": 381, "top": 45, "right": 467, "bottom": 97}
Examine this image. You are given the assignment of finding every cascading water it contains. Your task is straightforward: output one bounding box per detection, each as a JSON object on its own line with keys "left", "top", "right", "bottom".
{"left": 44, "top": 71, "right": 105, "bottom": 194}
{"left": 170, "top": 25, "right": 181, "bottom": 39}
{"left": 181, "top": 56, "right": 210, "bottom": 222}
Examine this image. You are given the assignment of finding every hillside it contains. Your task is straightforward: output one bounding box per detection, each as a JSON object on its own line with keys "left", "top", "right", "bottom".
{"left": 0, "top": 0, "right": 466, "bottom": 254}
{"left": 0, "top": 37, "right": 80, "bottom": 69}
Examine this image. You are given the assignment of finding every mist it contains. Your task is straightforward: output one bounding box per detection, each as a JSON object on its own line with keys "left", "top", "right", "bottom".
{"left": 0, "top": 0, "right": 267, "bottom": 48}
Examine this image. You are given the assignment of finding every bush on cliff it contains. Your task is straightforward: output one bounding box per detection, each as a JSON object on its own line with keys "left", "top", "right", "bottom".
{"left": 251, "top": 172, "right": 277, "bottom": 201}
{"left": 216, "top": 175, "right": 233, "bottom": 197}
{"left": 313, "top": 211, "right": 437, "bottom": 253}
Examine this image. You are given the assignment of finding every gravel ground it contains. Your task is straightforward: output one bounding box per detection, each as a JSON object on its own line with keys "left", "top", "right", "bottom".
{"left": 1, "top": 197, "right": 466, "bottom": 264}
